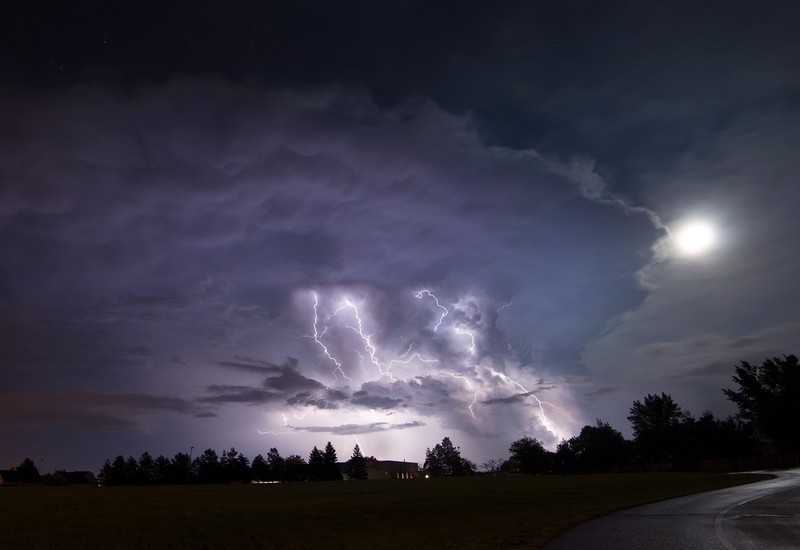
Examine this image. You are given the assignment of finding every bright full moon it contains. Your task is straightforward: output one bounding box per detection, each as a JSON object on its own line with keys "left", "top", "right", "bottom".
{"left": 674, "top": 221, "right": 716, "bottom": 256}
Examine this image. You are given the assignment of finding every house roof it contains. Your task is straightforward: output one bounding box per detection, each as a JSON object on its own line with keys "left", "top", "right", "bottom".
{"left": 0, "top": 470, "right": 22, "bottom": 484}
{"left": 56, "top": 471, "right": 98, "bottom": 485}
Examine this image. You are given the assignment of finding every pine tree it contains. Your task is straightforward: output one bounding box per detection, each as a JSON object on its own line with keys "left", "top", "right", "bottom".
{"left": 346, "top": 444, "right": 368, "bottom": 480}
{"left": 322, "top": 441, "right": 342, "bottom": 481}
{"left": 266, "top": 447, "right": 285, "bottom": 481}
{"left": 424, "top": 437, "right": 469, "bottom": 476}
{"left": 308, "top": 446, "right": 324, "bottom": 481}
{"left": 194, "top": 449, "right": 222, "bottom": 483}
{"left": 251, "top": 454, "right": 269, "bottom": 481}
{"left": 16, "top": 457, "right": 41, "bottom": 483}
{"left": 138, "top": 451, "right": 157, "bottom": 484}
{"left": 98, "top": 459, "right": 113, "bottom": 485}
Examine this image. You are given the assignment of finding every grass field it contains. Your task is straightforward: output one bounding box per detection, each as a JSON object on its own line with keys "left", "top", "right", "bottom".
{"left": 0, "top": 472, "right": 771, "bottom": 549}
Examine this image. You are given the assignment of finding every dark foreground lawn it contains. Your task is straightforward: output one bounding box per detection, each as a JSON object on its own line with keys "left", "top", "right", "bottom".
{"left": 0, "top": 473, "right": 770, "bottom": 549}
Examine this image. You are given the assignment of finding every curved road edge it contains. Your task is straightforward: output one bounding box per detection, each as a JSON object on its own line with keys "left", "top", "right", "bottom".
{"left": 545, "top": 469, "right": 800, "bottom": 550}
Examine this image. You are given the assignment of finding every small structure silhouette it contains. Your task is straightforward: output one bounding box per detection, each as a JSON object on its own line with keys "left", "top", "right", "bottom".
{"left": 340, "top": 459, "right": 419, "bottom": 480}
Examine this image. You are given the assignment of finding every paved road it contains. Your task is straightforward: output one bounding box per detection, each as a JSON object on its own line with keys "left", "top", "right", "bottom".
{"left": 546, "top": 469, "right": 800, "bottom": 549}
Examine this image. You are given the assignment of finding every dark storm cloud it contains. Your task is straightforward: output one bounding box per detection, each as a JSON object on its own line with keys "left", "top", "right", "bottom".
{"left": 286, "top": 391, "right": 341, "bottom": 410}
{"left": 581, "top": 387, "right": 624, "bottom": 402}
{"left": 641, "top": 335, "right": 765, "bottom": 361}
{"left": 350, "top": 391, "right": 403, "bottom": 410}
{"left": 645, "top": 325, "right": 800, "bottom": 381}
{"left": 403, "top": 376, "right": 477, "bottom": 418}
{"left": 262, "top": 365, "right": 325, "bottom": 394}
{"left": 216, "top": 358, "right": 289, "bottom": 376}
{"left": 482, "top": 392, "right": 536, "bottom": 406}
{"left": 665, "top": 361, "right": 733, "bottom": 379}
{"left": 325, "top": 389, "right": 349, "bottom": 401}
{"left": 0, "top": 315, "right": 161, "bottom": 393}
{"left": 0, "top": 81, "right": 651, "bottom": 300}
{"left": 204, "top": 357, "right": 338, "bottom": 407}
{"left": 116, "top": 292, "right": 190, "bottom": 307}
{"left": 0, "top": 392, "right": 199, "bottom": 432}
{"left": 199, "top": 386, "right": 281, "bottom": 405}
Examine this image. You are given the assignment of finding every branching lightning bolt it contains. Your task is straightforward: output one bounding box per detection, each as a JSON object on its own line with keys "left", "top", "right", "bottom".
{"left": 338, "top": 299, "right": 389, "bottom": 379}
{"left": 414, "top": 289, "right": 448, "bottom": 331}
{"left": 488, "top": 367, "right": 570, "bottom": 434}
{"left": 310, "top": 291, "right": 352, "bottom": 382}
{"left": 258, "top": 412, "right": 299, "bottom": 436}
{"left": 455, "top": 327, "right": 476, "bottom": 355}
{"left": 398, "top": 342, "right": 416, "bottom": 359}
{"left": 262, "top": 289, "right": 571, "bottom": 442}
{"left": 436, "top": 369, "right": 479, "bottom": 419}
{"left": 308, "top": 293, "right": 438, "bottom": 383}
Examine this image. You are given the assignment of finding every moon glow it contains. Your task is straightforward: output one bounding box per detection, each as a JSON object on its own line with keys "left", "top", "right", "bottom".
{"left": 674, "top": 221, "right": 716, "bottom": 256}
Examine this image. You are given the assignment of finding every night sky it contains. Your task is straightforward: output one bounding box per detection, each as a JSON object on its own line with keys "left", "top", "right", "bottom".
{"left": 2, "top": 1, "right": 799, "bottom": 471}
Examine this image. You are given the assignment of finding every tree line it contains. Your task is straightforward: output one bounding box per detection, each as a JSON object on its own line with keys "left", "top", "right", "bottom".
{"left": 431, "top": 354, "right": 800, "bottom": 476}
{"left": 98, "top": 353, "right": 800, "bottom": 481}
{"left": 97, "top": 442, "right": 369, "bottom": 485}
{"left": 484, "top": 355, "right": 800, "bottom": 474}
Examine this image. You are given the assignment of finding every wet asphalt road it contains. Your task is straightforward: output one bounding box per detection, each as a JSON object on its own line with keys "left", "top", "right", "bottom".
{"left": 546, "top": 469, "right": 800, "bottom": 549}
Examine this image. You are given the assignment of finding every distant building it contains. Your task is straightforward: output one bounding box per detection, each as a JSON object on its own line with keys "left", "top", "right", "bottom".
{"left": 0, "top": 470, "right": 22, "bottom": 486}
{"left": 16, "top": 467, "right": 41, "bottom": 485}
{"left": 370, "top": 459, "right": 418, "bottom": 479}
{"left": 339, "top": 459, "right": 419, "bottom": 480}
{"left": 52, "top": 471, "right": 98, "bottom": 485}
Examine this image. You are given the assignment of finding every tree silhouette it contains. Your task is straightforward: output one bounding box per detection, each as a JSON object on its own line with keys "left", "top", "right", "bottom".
{"left": 424, "top": 437, "right": 471, "bottom": 476}
{"left": 568, "top": 420, "right": 630, "bottom": 473}
{"left": 284, "top": 455, "right": 308, "bottom": 482}
{"left": 308, "top": 446, "right": 324, "bottom": 481}
{"left": 554, "top": 439, "right": 576, "bottom": 475}
{"left": 125, "top": 456, "right": 140, "bottom": 484}
{"left": 138, "top": 451, "right": 157, "bottom": 484}
{"left": 16, "top": 457, "right": 41, "bottom": 483}
{"left": 110, "top": 455, "right": 128, "bottom": 484}
{"left": 154, "top": 455, "right": 171, "bottom": 483}
{"left": 508, "top": 436, "right": 549, "bottom": 474}
{"left": 194, "top": 449, "right": 222, "bottom": 483}
{"left": 322, "top": 442, "right": 342, "bottom": 481}
{"left": 628, "top": 393, "right": 684, "bottom": 462}
{"left": 98, "top": 459, "right": 113, "bottom": 485}
{"left": 266, "top": 447, "right": 285, "bottom": 481}
{"left": 170, "top": 452, "right": 193, "bottom": 484}
{"left": 724, "top": 354, "right": 800, "bottom": 452}
{"left": 347, "top": 444, "right": 368, "bottom": 480}
{"left": 251, "top": 454, "right": 269, "bottom": 481}
{"left": 221, "top": 447, "right": 250, "bottom": 482}
{"left": 680, "top": 410, "right": 756, "bottom": 461}
{"left": 481, "top": 459, "right": 503, "bottom": 474}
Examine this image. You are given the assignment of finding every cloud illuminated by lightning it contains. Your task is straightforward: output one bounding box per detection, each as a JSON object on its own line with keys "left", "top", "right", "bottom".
{"left": 261, "top": 287, "right": 577, "bottom": 450}
{"left": 310, "top": 292, "right": 351, "bottom": 382}
{"left": 455, "top": 327, "right": 477, "bottom": 355}
{"left": 414, "top": 289, "right": 449, "bottom": 331}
